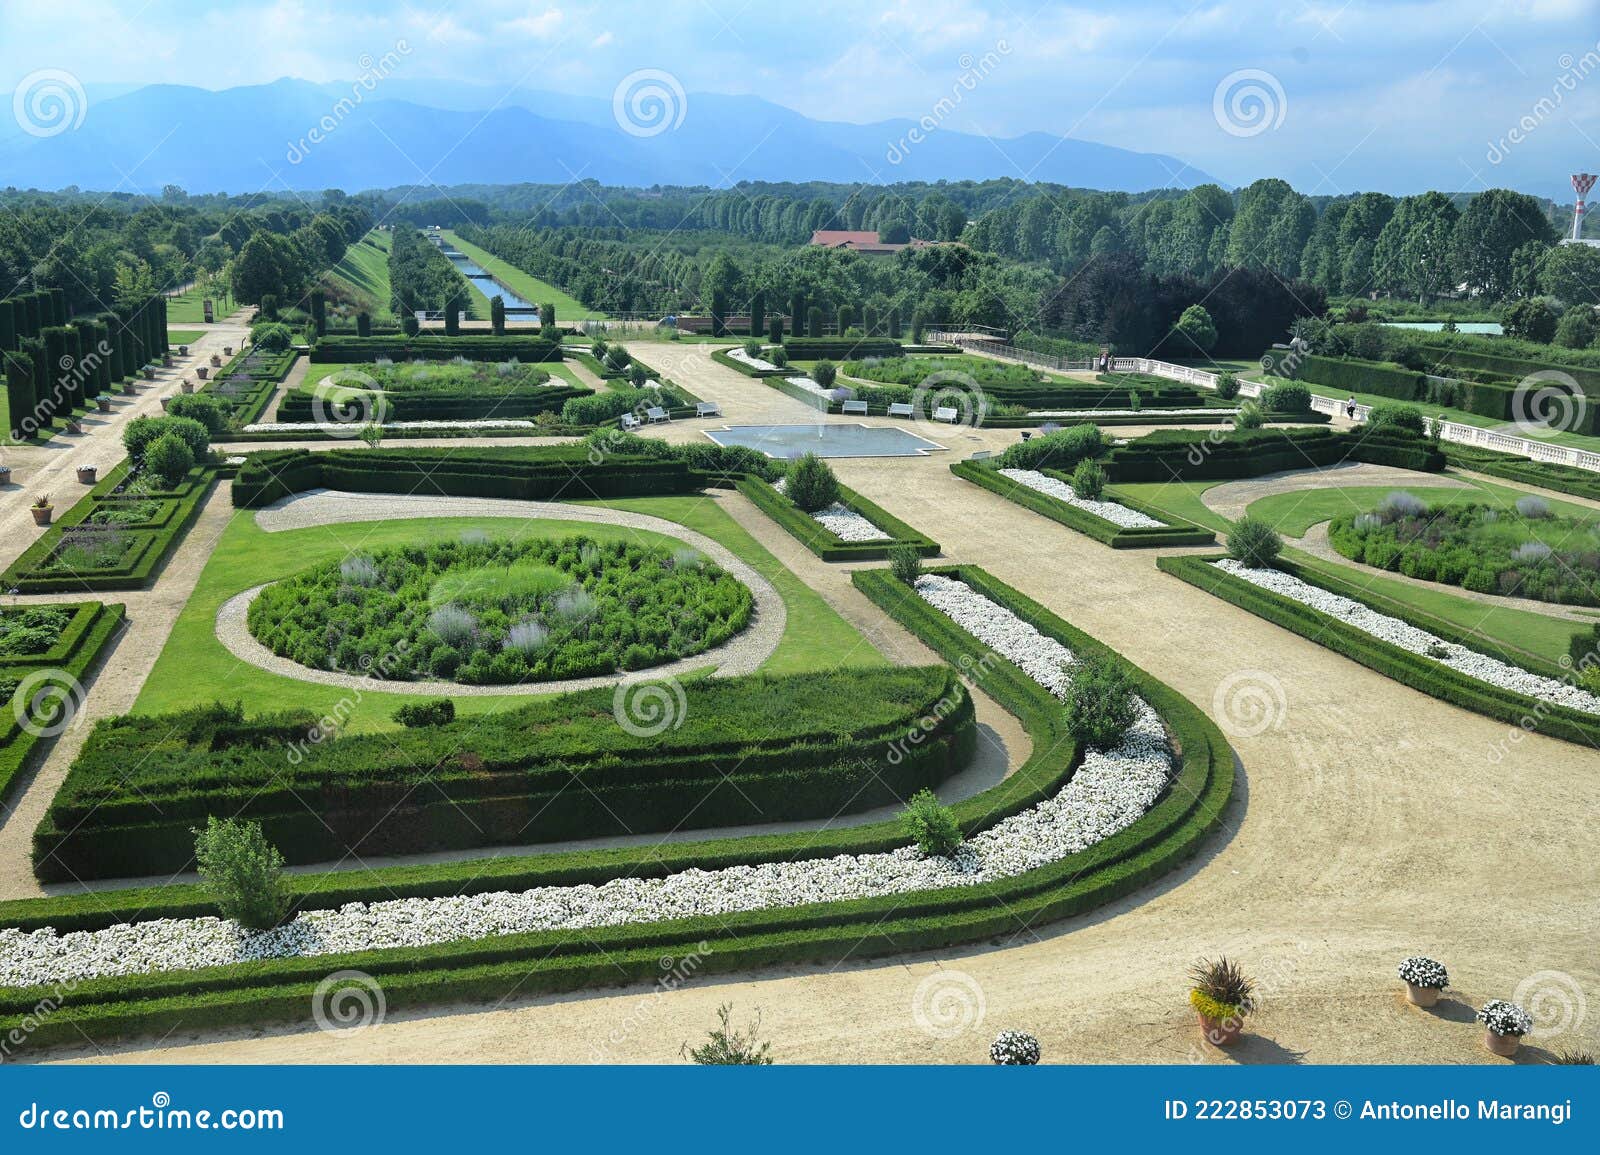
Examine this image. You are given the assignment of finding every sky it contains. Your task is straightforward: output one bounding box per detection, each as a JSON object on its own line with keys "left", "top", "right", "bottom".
{"left": 3, "top": 0, "right": 1600, "bottom": 197}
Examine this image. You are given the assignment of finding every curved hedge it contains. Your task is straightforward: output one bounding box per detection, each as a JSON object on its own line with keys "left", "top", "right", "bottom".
{"left": 1159, "top": 553, "right": 1600, "bottom": 747}
{"left": 0, "top": 567, "right": 1232, "bottom": 1051}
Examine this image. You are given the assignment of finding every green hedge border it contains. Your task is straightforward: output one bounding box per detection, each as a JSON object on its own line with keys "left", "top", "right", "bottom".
{"left": 951, "top": 459, "right": 1215, "bottom": 549}
{"left": 737, "top": 475, "right": 940, "bottom": 561}
{"left": 1159, "top": 553, "right": 1599, "bottom": 746}
{"left": 0, "top": 567, "right": 1232, "bottom": 1051}
{"left": 710, "top": 347, "right": 787, "bottom": 378}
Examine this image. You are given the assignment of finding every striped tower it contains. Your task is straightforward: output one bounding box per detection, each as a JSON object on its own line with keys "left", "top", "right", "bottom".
{"left": 1573, "top": 173, "right": 1596, "bottom": 241}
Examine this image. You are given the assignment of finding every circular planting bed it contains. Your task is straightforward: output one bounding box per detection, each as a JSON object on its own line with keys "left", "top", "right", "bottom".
{"left": 246, "top": 534, "right": 753, "bottom": 685}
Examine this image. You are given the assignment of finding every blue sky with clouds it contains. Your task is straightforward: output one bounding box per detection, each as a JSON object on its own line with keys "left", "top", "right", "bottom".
{"left": 3, "top": 0, "right": 1599, "bottom": 196}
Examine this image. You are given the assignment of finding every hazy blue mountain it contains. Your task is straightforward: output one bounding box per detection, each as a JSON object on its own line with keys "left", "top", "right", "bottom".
{"left": 0, "top": 78, "right": 1216, "bottom": 194}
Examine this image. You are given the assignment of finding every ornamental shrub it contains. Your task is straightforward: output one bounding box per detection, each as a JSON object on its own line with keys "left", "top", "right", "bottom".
{"left": 192, "top": 816, "right": 290, "bottom": 930}
{"left": 1227, "top": 516, "right": 1282, "bottom": 567}
{"left": 1261, "top": 381, "right": 1312, "bottom": 412}
{"left": 786, "top": 453, "right": 840, "bottom": 513}
{"left": 124, "top": 414, "right": 210, "bottom": 465}
{"left": 990, "top": 1031, "right": 1041, "bottom": 1065}
{"left": 402, "top": 314, "right": 420, "bottom": 337}
{"left": 393, "top": 698, "right": 456, "bottom": 727}
{"left": 811, "top": 360, "right": 837, "bottom": 387}
{"left": 1189, "top": 956, "right": 1254, "bottom": 1019}
{"left": 163, "top": 392, "right": 227, "bottom": 433}
{"left": 145, "top": 431, "right": 195, "bottom": 485}
{"left": 901, "top": 787, "right": 963, "bottom": 857}
{"left": 1366, "top": 403, "right": 1426, "bottom": 436}
{"left": 1233, "top": 403, "right": 1265, "bottom": 430}
{"left": 742, "top": 338, "right": 762, "bottom": 358}
{"left": 683, "top": 1004, "right": 773, "bottom": 1065}
{"left": 1071, "top": 458, "right": 1107, "bottom": 500}
{"left": 249, "top": 321, "right": 294, "bottom": 352}
{"left": 1515, "top": 495, "right": 1551, "bottom": 519}
{"left": 604, "top": 345, "right": 632, "bottom": 372}
{"left": 888, "top": 543, "right": 923, "bottom": 585}
{"left": 997, "top": 423, "right": 1103, "bottom": 471}
{"left": 770, "top": 347, "right": 789, "bottom": 368}
{"left": 1063, "top": 651, "right": 1138, "bottom": 751}
{"left": 1215, "top": 370, "right": 1240, "bottom": 400}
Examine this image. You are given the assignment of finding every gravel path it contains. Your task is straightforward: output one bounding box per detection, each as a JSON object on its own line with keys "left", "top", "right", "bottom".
{"left": 1199, "top": 462, "right": 1470, "bottom": 524}
{"left": 228, "top": 490, "right": 786, "bottom": 692}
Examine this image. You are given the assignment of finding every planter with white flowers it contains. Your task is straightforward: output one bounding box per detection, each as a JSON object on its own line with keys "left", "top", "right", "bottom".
{"left": 989, "top": 1030, "right": 1041, "bottom": 1065}
{"left": 1477, "top": 1000, "right": 1533, "bottom": 1057}
{"left": 94, "top": 394, "right": 112, "bottom": 413}
{"left": 76, "top": 464, "right": 98, "bottom": 485}
{"left": 1397, "top": 956, "right": 1448, "bottom": 1007}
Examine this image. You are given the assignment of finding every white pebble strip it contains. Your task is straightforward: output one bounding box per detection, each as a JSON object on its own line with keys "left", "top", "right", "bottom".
{"left": 0, "top": 577, "right": 1170, "bottom": 988}
{"left": 1214, "top": 559, "right": 1600, "bottom": 715}
{"left": 998, "top": 468, "right": 1166, "bottom": 530}
{"left": 1028, "top": 408, "right": 1237, "bottom": 418}
{"left": 785, "top": 376, "right": 840, "bottom": 400}
{"left": 774, "top": 478, "right": 890, "bottom": 542}
{"left": 726, "top": 347, "right": 782, "bottom": 372}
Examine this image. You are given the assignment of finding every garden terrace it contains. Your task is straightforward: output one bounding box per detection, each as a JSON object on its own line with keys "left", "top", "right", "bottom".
{"left": 1263, "top": 351, "right": 1551, "bottom": 431}
{"left": 0, "top": 566, "right": 1229, "bottom": 1049}
{"left": 309, "top": 335, "right": 563, "bottom": 363}
{"left": 35, "top": 666, "right": 973, "bottom": 879}
{"left": 738, "top": 475, "right": 940, "bottom": 561}
{"left": 231, "top": 447, "right": 704, "bottom": 508}
{"left": 1, "top": 461, "right": 221, "bottom": 593}
{"left": 275, "top": 359, "right": 591, "bottom": 424}
{"left": 1160, "top": 552, "right": 1600, "bottom": 748}
{"left": 0, "top": 602, "right": 125, "bottom": 801}
{"left": 203, "top": 345, "right": 299, "bottom": 431}
{"left": 1105, "top": 426, "right": 1445, "bottom": 484}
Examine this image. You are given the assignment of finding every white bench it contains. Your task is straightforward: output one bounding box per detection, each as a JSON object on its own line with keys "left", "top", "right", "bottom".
{"left": 934, "top": 406, "right": 959, "bottom": 423}
{"left": 646, "top": 406, "right": 671, "bottom": 424}
{"left": 620, "top": 412, "right": 641, "bottom": 431}
{"left": 696, "top": 401, "right": 722, "bottom": 418}
{"left": 887, "top": 402, "right": 914, "bottom": 418}
{"left": 841, "top": 400, "right": 868, "bottom": 415}
{"left": 969, "top": 450, "right": 994, "bottom": 461}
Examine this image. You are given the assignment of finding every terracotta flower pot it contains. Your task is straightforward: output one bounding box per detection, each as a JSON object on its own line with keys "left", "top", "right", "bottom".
{"left": 160, "top": 398, "right": 170, "bottom": 411}
{"left": 121, "top": 382, "right": 137, "bottom": 395}
{"left": 223, "top": 345, "right": 234, "bottom": 356}
{"left": 64, "top": 420, "right": 82, "bottom": 435}
{"left": 31, "top": 506, "right": 52, "bottom": 526}
{"left": 181, "top": 380, "right": 195, "bottom": 394}
{"left": 95, "top": 397, "right": 112, "bottom": 413}
{"left": 196, "top": 368, "right": 208, "bottom": 381}
{"left": 210, "top": 355, "right": 222, "bottom": 367}
{"left": 1198, "top": 1012, "right": 1243, "bottom": 1047}
{"left": 178, "top": 345, "right": 189, "bottom": 356}
{"left": 1405, "top": 983, "right": 1441, "bottom": 1008}
{"left": 142, "top": 367, "right": 155, "bottom": 380}
{"left": 1484, "top": 1030, "right": 1520, "bottom": 1058}
{"left": 162, "top": 355, "right": 173, "bottom": 368}
{"left": 76, "top": 466, "right": 97, "bottom": 484}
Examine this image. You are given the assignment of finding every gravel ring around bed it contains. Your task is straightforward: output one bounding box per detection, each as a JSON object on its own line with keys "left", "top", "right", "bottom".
{"left": 211, "top": 490, "right": 786, "bottom": 696}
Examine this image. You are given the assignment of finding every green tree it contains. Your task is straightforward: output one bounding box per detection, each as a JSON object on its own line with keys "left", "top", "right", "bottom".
{"left": 1451, "top": 189, "right": 1557, "bottom": 299}
{"left": 192, "top": 817, "right": 291, "bottom": 930}
{"left": 1541, "top": 242, "right": 1600, "bottom": 306}
{"left": 1372, "top": 191, "right": 1460, "bottom": 303}
{"left": 1171, "top": 304, "right": 1217, "bottom": 353}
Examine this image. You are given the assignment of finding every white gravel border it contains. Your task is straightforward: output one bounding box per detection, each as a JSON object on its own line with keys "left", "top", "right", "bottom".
{"left": 726, "top": 347, "right": 782, "bottom": 372}
{"left": 1214, "top": 559, "right": 1600, "bottom": 715}
{"left": 1028, "top": 407, "right": 1237, "bottom": 418}
{"left": 998, "top": 468, "right": 1166, "bottom": 530}
{"left": 773, "top": 478, "right": 890, "bottom": 542}
{"left": 0, "top": 576, "right": 1172, "bottom": 988}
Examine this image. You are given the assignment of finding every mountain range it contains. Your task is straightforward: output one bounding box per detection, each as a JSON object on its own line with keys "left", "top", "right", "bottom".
{"left": 0, "top": 78, "right": 1216, "bottom": 196}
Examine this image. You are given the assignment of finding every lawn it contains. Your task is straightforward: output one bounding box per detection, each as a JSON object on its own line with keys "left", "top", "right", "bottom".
{"left": 164, "top": 285, "right": 235, "bottom": 324}
{"left": 1106, "top": 479, "right": 1232, "bottom": 533}
{"left": 440, "top": 229, "right": 606, "bottom": 320}
{"left": 325, "top": 231, "right": 395, "bottom": 322}
{"left": 300, "top": 358, "right": 588, "bottom": 399}
{"left": 1242, "top": 478, "right": 1600, "bottom": 537}
{"left": 134, "top": 495, "right": 885, "bottom": 730}
{"left": 166, "top": 328, "right": 206, "bottom": 345}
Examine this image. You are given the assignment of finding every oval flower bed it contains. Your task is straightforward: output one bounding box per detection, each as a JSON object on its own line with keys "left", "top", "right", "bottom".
{"left": 247, "top": 535, "right": 753, "bottom": 684}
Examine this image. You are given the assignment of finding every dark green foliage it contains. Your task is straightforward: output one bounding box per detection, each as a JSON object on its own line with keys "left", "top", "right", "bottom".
{"left": 768, "top": 314, "right": 783, "bottom": 343}
{"left": 997, "top": 423, "right": 1104, "bottom": 471}
{"left": 889, "top": 543, "right": 923, "bottom": 584}
{"left": 901, "top": 788, "right": 963, "bottom": 857}
{"left": 559, "top": 385, "right": 684, "bottom": 427}
{"left": 810, "top": 359, "right": 837, "bottom": 387}
{"left": 249, "top": 321, "right": 294, "bottom": 352}
{"left": 163, "top": 393, "right": 227, "bottom": 433}
{"left": 541, "top": 302, "right": 556, "bottom": 333}
{"left": 1260, "top": 381, "right": 1312, "bottom": 412}
{"left": 1365, "top": 402, "right": 1426, "bottom": 436}
{"left": 402, "top": 314, "right": 420, "bottom": 337}
{"left": 1071, "top": 458, "right": 1106, "bottom": 499}
{"left": 1214, "top": 370, "right": 1239, "bottom": 400}
{"left": 123, "top": 415, "right": 209, "bottom": 464}
{"left": 1226, "top": 516, "right": 1282, "bottom": 567}
{"left": 785, "top": 452, "right": 839, "bottom": 513}
{"left": 490, "top": 295, "right": 506, "bottom": 335}
{"left": 259, "top": 293, "right": 279, "bottom": 320}
{"left": 0, "top": 606, "right": 73, "bottom": 657}
{"left": 356, "top": 311, "right": 372, "bottom": 338}
{"left": 310, "top": 289, "right": 327, "bottom": 337}
{"left": 749, "top": 291, "right": 765, "bottom": 338}
{"left": 145, "top": 433, "right": 195, "bottom": 486}
{"left": 393, "top": 699, "right": 456, "bottom": 727}
{"left": 444, "top": 294, "right": 462, "bottom": 335}
{"left": 807, "top": 305, "right": 823, "bottom": 337}
{"left": 192, "top": 817, "right": 290, "bottom": 930}
{"left": 953, "top": 461, "right": 1214, "bottom": 549}
{"left": 1106, "top": 426, "right": 1443, "bottom": 483}
{"left": 309, "top": 335, "right": 561, "bottom": 363}
{"left": 1064, "top": 651, "right": 1138, "bottom": 750}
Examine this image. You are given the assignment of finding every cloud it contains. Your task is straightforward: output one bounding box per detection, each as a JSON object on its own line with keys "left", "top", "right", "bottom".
{"left": 591, "top": 30, "right": 614, "bottom": 48}
{"left": 503, "top": 8, "right": 564, "bottom": 39}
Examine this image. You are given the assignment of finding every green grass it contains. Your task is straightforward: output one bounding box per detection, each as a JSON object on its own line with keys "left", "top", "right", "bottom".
{"left": 325, "top": 232, "right": 395, "bottom": 322}
{"left": 440, "top": 230, "right": 605, "bottom": 320}
{"left": 427, "top": 560, "right": 571, "bottom": 607}
{"left": 1241, "top": 479, "right": 1600, "bottom": 537}
{"left": 164, "top": 285, "right": 235, "bottom": 324}
{"left": 299, "top": 358, "right": 586, "bottom": 403}
{"left": 134, "top": 495, "right": 882, "bottom": 729}
{"left": 1106, "top": 480, "right": 1232, "bottom": 534}
{"left": 166, "top": 329, "right": 206, "bottom": 345}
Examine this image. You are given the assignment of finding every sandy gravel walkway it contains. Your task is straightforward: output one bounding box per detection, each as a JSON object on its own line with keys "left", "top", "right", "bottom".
{"left": 1199, "top": 462, "right": 1470, "bottom": 523}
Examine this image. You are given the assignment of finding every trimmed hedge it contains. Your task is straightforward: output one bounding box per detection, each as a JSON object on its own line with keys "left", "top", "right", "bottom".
{"left": 951, "top": 460, "right": 1216, "bottom": 549}
{"left": 231, "top": 446, "right": 703, "bottom": 508}
{"left": 1160, "top": 553, "right": 1599, "bottom": 746}
{"left": 1444, "top": 445, "right": 1600, "bottom": 502}
{"left": 1106, "top": 426, "right": 1445, "bottom": 483}
{"left": 275, "top": 384, "right": 589, "bottom": 424}
{"left": 710, "top": 347, "right": 787, "bottom": 378}
{"left": 0, "top": 463, "right": 219, "bottom": 592}
{"left": 0, "top": 566, "right": 1230, "bottom": 1052}
{"left": 309, "top": 335, "right": 563, "bottom": 363}
{"left": 35, "top": 667, "right": 975, "bottom": 880}
{"left": 0, "top": 602, "right": 125, "bottom": 802}
{"left": 202, "top": 347, "right": 300, "bottom": 431}
{"left": 739, "top": 476, "right": 940, "bottom": 561}
{"left": 780, "top": 337, "right": 903, "bottom": 360}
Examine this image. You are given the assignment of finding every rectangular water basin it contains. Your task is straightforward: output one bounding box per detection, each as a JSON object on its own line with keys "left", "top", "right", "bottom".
{"left": 702, "top": 423, "right": 947, "bottom": 459}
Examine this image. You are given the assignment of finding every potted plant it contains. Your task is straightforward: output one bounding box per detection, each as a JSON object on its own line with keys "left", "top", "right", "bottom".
{"left": 76, "top": 464, "right": 97, "bottom": 484}
{"left": 162, "top": 354, "right": 173, "bottom": 368}
{"left": 95, "top": 393, "right": 112, "bottom": 413}
{"left": 181, "top": 379, "right": 196, "bottom": 394}
{"left": 120, "top": 379, "right": 137, "bottom": 395}
{"left": 0, "top": 464, "right": 11, "bottom": 486}
{"left": 989, "top": 1030, "right": 1041, "bottom": 1065}
{"left": 64, "top": 417, "right": 82, "bottom": 434}
{"left": 1189, "top": 956, "right": 1254, "bottom": 1046}
{"left": 30, "top": 495, "right": 53, "bottom": 526}
{"left": 1397, "top": 956, "right": 1449, "bottom": 1007}
{"left": 1477, "top": 1000, "right": 1533, "bottom": 1057}
{"left": 178, "top": 344, "right": 189, "bottom": 356}
{"left": 196, "top": 367, "right": 209, "bottom": 381}
{"left": 223, "top": 345, "right": 234, "bottom": 356}
{"left": 160, "top": 397, "right": 171, "bottom": 412}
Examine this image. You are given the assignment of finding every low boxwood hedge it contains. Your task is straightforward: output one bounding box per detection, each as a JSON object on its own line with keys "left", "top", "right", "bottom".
{"left": 1107, "top": 426, "right": 1444, "bottom": 483}
{"left": 0, "top": 463, "right": 219, "bottom": 593}
{"left": 952, "top": 459, "right": 1216, "bottom": 548}
{"left": 710, "top": 347, "right": 787, "bottom": 378}
{"left": 1159, "top": 553, "right": 1600, "bottom": 746}
{"left": 309, "top": 335, "right": 563, "bottom": 363}
{"left": 1444, "top": 445, "right": 1600, "bottom": 502}
{"left": 0, "top": 567, "right": 1231, "bottom": 1052}
{"left": 738, "top": 475, "right": 940, "bottom": 561}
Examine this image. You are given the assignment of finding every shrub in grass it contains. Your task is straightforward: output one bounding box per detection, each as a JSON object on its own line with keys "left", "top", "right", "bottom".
{"left": 145, "top": 432, "right": 195, "bottom": 485}
{"left": 1261, "top": 381, "right": 1312, "bottom": 412}
{"left": 604, "top": 346, "right": 632, "bottom": 373}
{"left": 192, "top": 816, "right": 290, "bottom": 930}
{"left": 786, "top": 453, "right": 840, "bottom": 513}
{"left": 393, "top": 698, "right": 456, "bottom": 727}
{"left": 683, "top": 1004, "right": 773, "bottom": 1065}
{"left": 770, "top": 347, "right": 789, "bottom": 368}
{"left": 901, "top": 787, "right": 963, "bottom": 857}
{"left": 1071, "top": 458, "right": 1107, "bottom": 500}
{"left": 1515, "top": 495, "right": 1551, "bottom": 519}
{"left": 1233, "top": 403, "right": 1265, "bottom": 430}
{"left": 164, "top": 392, "right": 227, "bottom": 433}
{"left": 811, "top": 359, "right": 837, "bottom": 388}
{"left": 1063, "top": 651, "right": 1138, "bottom": 750}
{"left": 1227, "top": 516, "right": 1282, "bottom": 567}
{"left": 889, "top": 543, "right": 923, "bottom": 585}
{"left": 1366, "top": 403, "right": 1426, "bottom": 436}
{"left": 1377, "top": 490, "right": 1426, "bottom": 520}
{"left": 1215, "top": 370, "right": 1240, "bottom": 401}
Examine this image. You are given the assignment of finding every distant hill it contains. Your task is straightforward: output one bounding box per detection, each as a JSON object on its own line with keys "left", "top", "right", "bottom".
{"left": 0, "top": 78, "right": 1217, "bottom": 195}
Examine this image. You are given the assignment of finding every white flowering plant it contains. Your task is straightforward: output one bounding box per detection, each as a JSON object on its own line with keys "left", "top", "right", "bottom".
{"left": 989, "top": 1030, "right": 1041, "bottom": 1065}
{"left": 1477, "top": 1000, "right": 1533, "bottom": 1038}
{"left": 1396, "top": 956, "right": 1448, "bottom": 990}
